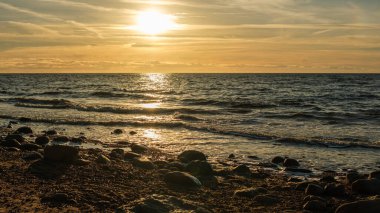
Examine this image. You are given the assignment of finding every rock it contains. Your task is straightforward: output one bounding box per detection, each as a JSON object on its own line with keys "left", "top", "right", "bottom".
{"left": 35, "top": 136, "right": 50, "bottom": 145}
{"left": 178, "top": 150, "right": 207, "bottom": 163}
{"left": 370, "top": 171, "right": 380, "bottom": 180}
{"left": 54, "top": 136, "right": 70, "bottom": 142}
{"left": 234, "top": 187, "right": 267, "bottom": 198}
{"left": 283, "top": 158, "right": 300, "bottom": 167}
{"left": 303, "top": 195, "right": 326, "bottom": 203}
{"left": 75, "top": 158, "right": 91, "bottom": 166}
{"left": 284, "top": 168, "right": 312, "bottom": 173}
{"left": 228, "top": 154, "right": 235, "bottom": 159}
{"left": 19, "top": 143, "right": 41, "bottom": 151}
{"left": 186, "top": 160, "right": 213, "bottom": 176}
{"left": 19, "top": 117, "right": 32, "bottom": 122}
{"left": 335, "top": 199, "right": 380, "bottom": 213}
{"left": 164, "top": 171, "right": 201, "bottom": 188}
{"left": 271, "top": 156, "right": 285, "bottom": 164}
{"left": 168, "top": 162, "right": 186, "bottom": 171}
{"left": 5, "top": 134, "right": 25, "bottom": 142}
{"left": 131, "top": 197, "right": 170, "bottom": 213}
{"left": 129, "top": 131, "right": 137, "bottom": 135}
{"left": 124, "top": 152, "right": 141, "bottom": 160}
{"left": 253, "top": 195, "right": 279, "bottom": 206}
{"left": 22, "top": 151, "right": 43, "bottom": 161}
{"left": 303, "top": 200, "right": 326, "bottom": 212}
{"left": 44, "top": 145, "right": 79, "bottom": 163}
{"left": 71, "top": 137, "right": 84, "bottom": 143}
{"left": 41, "top": 193, "right": 74, "bottom": 204}
{"left": 16, "top": 126, "right": 33, "bottom": 134}
{"left": 110, "top": 149, "right": 125, "bottom": 159}
{"left": 346, "top": 171, "right": 361, "bottom": 184}
{"left": 352, "top": 179, "right": 380, "bottom": 195}
{"left": 6, "top": 147, "right": 20, "bottom": 152}
{"left": 232, "top": 164, "right": 251, "bottom": 175}
{"left": 305, "top": 184, "right": 324, "bottom": 196}
{"left": 45, "top": 130, "right": 58, "bottom": 135}
{"left": 248, "top": 155, "right": 260, "bottom": 160}
{"left": 320, "top": 175, "right": 336, "bottom": 182}
{"left": 96, "top": 154, "right": 111, "bottom": 164}
{"left": 324, "top": 183, "right": 346, "bottom": 197}
{"left": 113, "top": 129, "right": 123, "bottom": 134}
{"left": 296, "top": 181, "right": 316, "bottom": 191}
{"left": 131, "top": 144, "right": 149, "bottom": 154}
{"left": 1, "top": 139, "right": 21, "bottom": 148}
{"left": 133, "top": 158, "right": 155, "bottom": 170}
{"left": 288, "top": 177, "right": 303, "bottom": 182}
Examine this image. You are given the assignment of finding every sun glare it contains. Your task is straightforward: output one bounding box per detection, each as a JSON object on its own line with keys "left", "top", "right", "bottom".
{"left": 134, "top": 10, "right": 178, "bottom": 35}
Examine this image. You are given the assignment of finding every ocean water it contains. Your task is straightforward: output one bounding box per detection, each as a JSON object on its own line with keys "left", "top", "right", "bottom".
{"left": 0, "top": 74, "right": 379, "bottom": 172}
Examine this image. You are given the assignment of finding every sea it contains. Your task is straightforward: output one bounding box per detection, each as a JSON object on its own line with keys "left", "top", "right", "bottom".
{"left": 0, "top": 74, "right": 379, "bottom": 173}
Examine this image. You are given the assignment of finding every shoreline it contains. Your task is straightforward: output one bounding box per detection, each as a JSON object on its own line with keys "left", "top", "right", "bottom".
{"left": 1, "top": 125, "right": 380, "bottom": 212}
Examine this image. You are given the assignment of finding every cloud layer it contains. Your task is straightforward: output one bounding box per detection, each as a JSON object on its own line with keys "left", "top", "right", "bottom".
{"left": 0, "top": 0, "right": 379, "bottom": 73}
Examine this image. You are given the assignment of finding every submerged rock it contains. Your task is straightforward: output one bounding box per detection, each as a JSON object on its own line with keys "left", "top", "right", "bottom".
{"left": 232, "top": 164, "right": 251, "bottom": 175}
{"left": 271, "top": 156, "right": 285, "bottom": 164}
{"left": 164, "top": 171, "right": 202, "bottom": 188}
{"left": 284, "top": 168, "right": 312, "bottom": 173}
{"left": 129, "top": 131, "right": 137, "bottom": 135}
{"left": 35, "top": 136, "right": 50, "bottom": 145}
{"left": 178, "top": 150, "right": 207, "bottom": 163}
{"left": 283, "top": 158, "right": 300, "bottom": 167}
{"left": 335, "top": 199, "right": 380, "bottom": 213}
{"left": 228, "top": 154, "right": 235, "bottom": 159}
{"left": 113, "top": 129, "right": 123, "bottom": 134}
{"left": 54, "top": 136, "right": 70, "bottom": 142}
{"left": 44, "top": 145, "right": 79, "bottom": 163}
{"left": 186, "top": 160, "right": 213, "bottom": 176}
{"left": 16, "top": 126, "right": 33, "bottom": 134}
{"left": 45, "top": 130, "right": 58, "bottom": 136}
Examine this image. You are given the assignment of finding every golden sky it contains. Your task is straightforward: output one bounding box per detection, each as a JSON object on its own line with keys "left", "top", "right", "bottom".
{"left": 0, "top": 0, "right": 380, "bottom": 73}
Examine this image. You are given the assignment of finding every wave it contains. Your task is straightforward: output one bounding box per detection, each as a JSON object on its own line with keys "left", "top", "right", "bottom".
{"left": 90, "top": 91, "right": 154, "bottom": 99}
{"left": 1, "top": 114, "right": 378, "bottom": 150}
{"left": 181, "top": 98, "right": 277, "bottom": 109}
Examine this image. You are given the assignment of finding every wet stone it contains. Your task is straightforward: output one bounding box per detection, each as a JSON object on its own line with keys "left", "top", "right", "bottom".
{"left": 178, "top": 150, "right": 207, "bottom": 163}
{"left": 16, "top": 126, "right": 33, "bottom": 134}
{"left": 305, "top": 184, "right": 324, "bottom": 196}
{"left": 35, "top": 136, "right": 50, "bottom": 145}
{"left": 283, "top": 158, "right": 300, "bottom": 167}
{"left": 271, "top": 156, "right": 285, "bottom": 164}
{"left": 164, "top": 171, "right": 202, "bottom": 188}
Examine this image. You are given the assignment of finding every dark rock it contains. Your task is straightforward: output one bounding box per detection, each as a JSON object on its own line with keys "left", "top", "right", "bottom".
{"left": 283, "top": 158, "right": 300, "bottom": 167}
{"left": 44, "top": 145, "right": 79, "bottom": 163}
{"left": 288, "top": 177, "right": 303, "bottom": 182}
{"left": 41, "top": 193, "right": 71, "bottom": 204}
{"left": 46, "top": 130, "right": 58, "bottom": 135}
{"left": 186, "top": 160, "right": 213, "bottom": 176}
{"left": 22, "top": 151, "right": 43, "bottom": 161}
{"left": 19, "top": 117, "right": 32, "bottom": 122}
{"left": 15, "top": 126, "right": 33, "bottom": 134}
{"left": 1, "top": 139, "right": 21, "bottom": 148}
{"left": 168, "top": 162, "right": 186, "bottom": 171}
{"left": 253, "top": 195, "right": 279, "bottom": 206}
{"left": 234, "top": 187, "right": 267, "bottom": 198}
{"left": 129, "top": 131, "right": 137, "bottom": 135}
{"left": 5, "top": 134, "right": 25, "bottom": 142}
{"left": 124, "top": 152, "right": 141, "bottom": 160}
{"left": 131, "top": 144, "right": 149, "bottom": 154}
{"left": 284, "top": 167, "right": 312, "bottom": 173}
{"left": 71, "top": 137, "right": 84, "bottom": 143}
{"left": 370, "top": 171, "right": 380, "bottom": 180}
{"left": 19, "top": 143, "right": 41, "bottom": 151}
{"left": 178, "top": 150, "right": 207, "bottom": 163}
{"left": 113, "top": 129, "right": 123, "bottom": 134}
{"left": 232, "top": 164, "right": 251, "bottom": 175}
{"left": 96, "top": 154, "right": 111, "bottom": 164}
{"left": 303, "top": 200, "right": 326, "bottom": 212}
{"left": 164, "top": 171, "right": 201, "bottom": 188}
{"left": 352, "top": 179, "right": 380, "bottom": 195}
{"left": 228, "top": 154, "right": 235, "bottom": 159}
{"left": 335, "top": 199, "right": 380, "bottom": 213}
{"left": 346, "top": 171, "right": 361, "bottom": 184}
{"left": 320, "top": 175, "right": 336, "bottom": 182}
{"left": 296, "top": 181, "right": 316, "bottom": 191}
{"left": 305, "top": 184, "right": 324, "bottom": 196}
{"left": 133, "top": 158, "right": 155, "bottom": 170}
{"left": 35, "top": 136, "right": 50, "bottom": 145}
{"left": 131, "top": 198, "right": 170, "bottom": 213}
{"left": 271, "top": 156, "right": 285, "bottom": 164}
{"left": 257, "top": 162, "right": 278, "bottom": 168}
{"left": 303, "top": 195, "right": 326, "bottom": 203}
{"left": 6, "top": 147, "right": 20, "bottom": 152}
{"left": 324, "top": 183, "right": 346, "bottom": 197}
{"left": 54, "top": 136, "right": 70, "bottom": 142}
{"left": 248, "top": 155, "right": 260, "bottom": 160}
{"left": 110, "top": 149, "right": 125, "bottom": 159}
{"left": 75, "top": 158, "right": 91, "bottom": 166}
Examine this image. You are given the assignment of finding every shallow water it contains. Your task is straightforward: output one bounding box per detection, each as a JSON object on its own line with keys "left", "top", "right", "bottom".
{"left": 0, "top": 74, "right": 379, "bottom": 172}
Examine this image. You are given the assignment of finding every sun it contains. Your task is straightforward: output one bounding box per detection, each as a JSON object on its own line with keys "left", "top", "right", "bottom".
{"left": 133, "top": 10, "right": 178, "bottom": 35}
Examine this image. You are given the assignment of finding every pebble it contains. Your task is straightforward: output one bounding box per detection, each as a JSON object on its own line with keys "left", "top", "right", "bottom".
{"left": 284, "top": 168, "right": 312, "bottom": 173}
{"left": 129, "top": 131, "right": 137, "bottom": 135}
{"left": 54, "top": 136, "right": 70, "bottom": 142}
{"left": 164, "top": 171, "right": 202, "bottom": 188}
{"left": 113, "top": 129, "right": 123, "bottom": 134}
{"left": 178, "top": 150, "right": 207, "bottom": 163}
{"left": 346, "top": 171, "right": 361, "bottom": 184}
{"left": 228, "top": 154, "right": 235, "bottom": 159}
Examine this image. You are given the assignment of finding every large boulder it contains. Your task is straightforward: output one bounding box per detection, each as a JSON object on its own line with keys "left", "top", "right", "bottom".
{"left": 164, "top": 171, "right": 201, "bottom": 188}
{"left": 352, "top": 179, "right": 380, "bottom": 195}
{"left": 44, "top": 145, "right": 79, "bottom": 163}
{"left": 178, "top": 150, "right": 206, "bottom": 163}
{"left": 186, "top": 160, "right": 213, "bottom": 176}
{"left": 335, "top": 199, "right": 380, "bottom": 213}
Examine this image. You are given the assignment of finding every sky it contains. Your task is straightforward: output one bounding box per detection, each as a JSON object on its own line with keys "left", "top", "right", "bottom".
{"left": 0, "top": 0, "right": 379, "bottom": 73}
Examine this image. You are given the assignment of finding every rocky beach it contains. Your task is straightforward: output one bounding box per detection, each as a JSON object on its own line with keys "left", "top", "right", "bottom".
{"left": 1, "top": 123, "right": 379, "bottom": 213}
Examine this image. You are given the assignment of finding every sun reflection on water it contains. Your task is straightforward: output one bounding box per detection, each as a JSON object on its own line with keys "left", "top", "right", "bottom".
{"left": 144, "top": 129, "right": 159, "bottom": 139}
{"left": 141, "top": 103, "right": 161, "bottom": 109}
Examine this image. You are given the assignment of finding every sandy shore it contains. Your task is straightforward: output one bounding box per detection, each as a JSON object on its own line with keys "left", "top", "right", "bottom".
{"left": 0, "top": 124, "right": 380, "bottom": 213}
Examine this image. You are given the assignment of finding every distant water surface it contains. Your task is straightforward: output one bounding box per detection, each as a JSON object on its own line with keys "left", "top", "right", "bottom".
{"left": 0, "top": 74, "right": 379, "bottom": 172}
